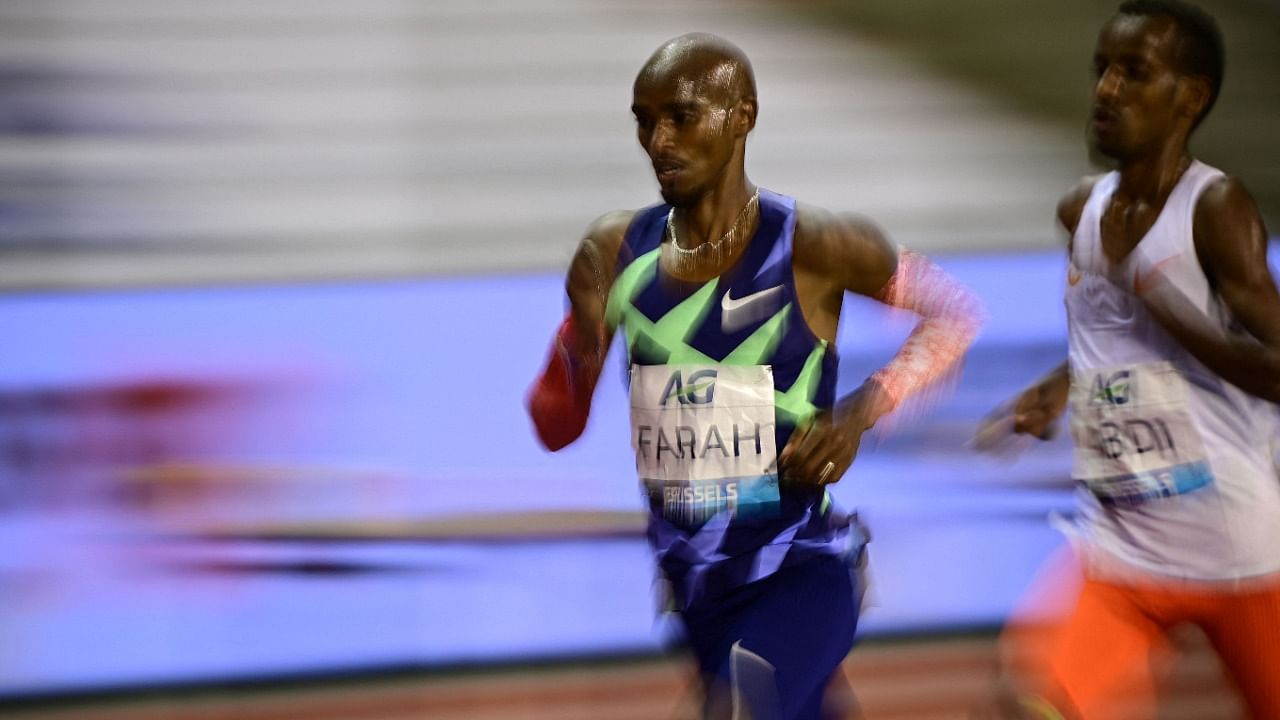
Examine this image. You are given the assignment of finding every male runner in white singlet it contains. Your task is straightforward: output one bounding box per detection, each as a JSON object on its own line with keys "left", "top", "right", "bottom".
{"left": 976, "top": 2, "right": 1280, "bottom": 718}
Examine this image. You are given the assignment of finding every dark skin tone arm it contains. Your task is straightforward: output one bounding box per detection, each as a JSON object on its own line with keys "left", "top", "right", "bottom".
{"left": 560, "top": 205, "right": 899, "bottom": 487}
{"left": 975, "top": 180, "right": 1092, "bottom": 445}
{"left": 779, "top": 207, "right": 897, "bottom": 485}
{"left": 1146, "top": 176, "right": 1280, "bottom": 403}
{"left": 563, "top": 210, "right": 632, "bottom": 377}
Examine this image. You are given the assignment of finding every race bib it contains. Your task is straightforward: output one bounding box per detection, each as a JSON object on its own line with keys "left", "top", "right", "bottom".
{"left": 1069, "top": 361, "right": 1214, "bottom": 506}
{"left": 630, "top": 364, "right": 780, "bottom": 523}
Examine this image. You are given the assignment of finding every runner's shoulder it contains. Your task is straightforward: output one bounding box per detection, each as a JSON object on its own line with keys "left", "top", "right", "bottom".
{"left": 793, "top": 204, "right": 887, "bottom": 267}
{"left": 1058, "top": 174, "right": 1105, "bottom": 235}
{"left": 793, "top": 203, "right": 895, "bottom": 297}
{"left": 577, "top": 209, "right": 637, "bottom": 265}
{"left": 1194, "top": 174, "right": 1259, "bottom": 224}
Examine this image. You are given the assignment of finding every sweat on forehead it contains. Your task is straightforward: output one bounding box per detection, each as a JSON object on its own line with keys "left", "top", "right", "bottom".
{"left": 635, "top": 33, "right": 756, "bottom": 102}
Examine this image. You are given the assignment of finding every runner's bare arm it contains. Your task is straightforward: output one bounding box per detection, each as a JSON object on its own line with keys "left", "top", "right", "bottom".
{"left": 828, "top": 212, "right": 900, "bottom": 301}
{"left": 1007, "top": 179, "right": 1096, "bottom": 434}
{"left": 783, "top": 212, "right": 982, "bottom": 484}
{"left": 1139, "top": 176, "right": 1280, "bottom": 402}
{"left": 1004, "top": 362, "right": 1070, "bottom": 441}
{"left": 526, "top": 211, "right": 632, "bottom": 451}
{"left": 565, "top": 211, "right": 632, "bottom": 361}
{"left": 779, "top": 212, "right": 895, "bottom": 484}
{"left": 972, "top": 179, "right": 1095, "bottom": 452}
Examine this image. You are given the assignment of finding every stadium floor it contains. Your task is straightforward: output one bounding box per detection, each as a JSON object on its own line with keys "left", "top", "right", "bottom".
{"left": 2, "top": 630, "right": 1244, "bottom": 720}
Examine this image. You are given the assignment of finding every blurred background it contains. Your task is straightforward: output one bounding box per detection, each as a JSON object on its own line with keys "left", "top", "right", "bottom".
{"left": 1, "top": 0, "right": 1276, "bottom": 718}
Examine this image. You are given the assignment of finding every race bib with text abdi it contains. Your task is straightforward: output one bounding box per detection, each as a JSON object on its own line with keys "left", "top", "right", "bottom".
{"left": 1070, "top": 361, "right": 1214, "bottom": 506}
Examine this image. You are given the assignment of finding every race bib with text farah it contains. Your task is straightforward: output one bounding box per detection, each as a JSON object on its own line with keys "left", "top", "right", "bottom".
{"left": 630, "top": 364, "right": 780, "bottom": 523}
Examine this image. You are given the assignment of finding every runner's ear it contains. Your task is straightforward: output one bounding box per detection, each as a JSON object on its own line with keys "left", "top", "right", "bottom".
{"left": 736, "top": 97, "right": 757, "bottom": 134}
{"left": 1176, "top": 74, "right": 1211, "bottom": 124}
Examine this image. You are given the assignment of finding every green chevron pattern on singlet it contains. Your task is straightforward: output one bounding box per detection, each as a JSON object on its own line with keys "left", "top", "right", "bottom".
{"left": 606, "top": 247, "right": 826, "bottom": 426}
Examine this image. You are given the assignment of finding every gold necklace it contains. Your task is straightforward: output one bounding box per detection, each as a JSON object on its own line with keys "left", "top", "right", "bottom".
{"left": 661, "top": 190, "right": 760, "bottom": 282}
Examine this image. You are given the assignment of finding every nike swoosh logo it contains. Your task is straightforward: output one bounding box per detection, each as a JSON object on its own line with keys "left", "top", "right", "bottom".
{"left": 721, "top": 285, "right": 785, "bottom": 333}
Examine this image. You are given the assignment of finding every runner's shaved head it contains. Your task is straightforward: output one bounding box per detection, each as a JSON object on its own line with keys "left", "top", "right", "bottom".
{"left": 635, "top": 33, "right": 757, "bottom": 109}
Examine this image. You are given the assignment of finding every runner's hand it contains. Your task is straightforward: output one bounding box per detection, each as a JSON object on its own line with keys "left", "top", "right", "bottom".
{"left": 972, "top": 372, "right": 1067, "bottom": 455}
{"left": 779, "top": 381, "right": 892, "bottom": 486}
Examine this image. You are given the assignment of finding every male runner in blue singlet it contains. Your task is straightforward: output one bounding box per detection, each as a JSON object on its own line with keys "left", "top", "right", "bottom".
{"left": 529, "top": 33, "right": 982, "bottom": 720}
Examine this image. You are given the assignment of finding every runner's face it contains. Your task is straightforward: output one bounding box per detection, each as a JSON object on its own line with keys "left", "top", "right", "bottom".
{"left": 1088, "top": 15, "right": 1187, "bottom": 160}
{"left": 632, "top": 66, "right": 739, "bottom": 206}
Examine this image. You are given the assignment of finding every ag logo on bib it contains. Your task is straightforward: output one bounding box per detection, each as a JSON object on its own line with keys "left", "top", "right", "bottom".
{"left": 1090, "top": 370, "right": 1132, "bottom": 406}
{"left": 661, "top": 369, "right": 717, "bottom": 406}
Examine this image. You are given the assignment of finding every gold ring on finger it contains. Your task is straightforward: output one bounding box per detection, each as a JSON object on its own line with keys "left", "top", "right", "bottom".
{"left": 818, "top": 461, "right": 836, "bottom": 484}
